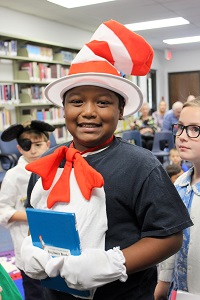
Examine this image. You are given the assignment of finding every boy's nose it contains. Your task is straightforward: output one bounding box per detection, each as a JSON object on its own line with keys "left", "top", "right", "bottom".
{"left": 30, "top": 144, "right": 37, "bottom": 153}
{"left": 82, "top": 102, "right": 97, "bottom": 117}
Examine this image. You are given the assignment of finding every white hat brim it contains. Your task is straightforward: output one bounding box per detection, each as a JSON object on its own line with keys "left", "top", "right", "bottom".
{"left": 45, "top": 73, "right": 143, "bottom": 117}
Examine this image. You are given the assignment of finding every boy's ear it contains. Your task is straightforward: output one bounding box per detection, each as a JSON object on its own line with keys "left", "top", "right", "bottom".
{"left": 16, "top": 144, "right": 24, "bottom": 155}
{"left": 47, "top": 140, "right": 51, "bottom": 148}
{"left": 119, "top": 107, "right": 124, "bottom": 120}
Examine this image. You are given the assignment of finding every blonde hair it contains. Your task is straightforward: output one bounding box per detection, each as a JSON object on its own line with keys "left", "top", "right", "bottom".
{"left": 183, "top": 97, "right": 200, "bottom": 109}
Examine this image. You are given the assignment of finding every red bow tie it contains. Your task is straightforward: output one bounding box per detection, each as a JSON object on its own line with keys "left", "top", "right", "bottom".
{"left": 26, "top": 146, "right": 104, "bottom": 208}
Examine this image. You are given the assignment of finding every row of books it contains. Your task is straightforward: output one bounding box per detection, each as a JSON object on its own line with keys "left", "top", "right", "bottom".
{"left": 0, "top": 109, "right": 70, "bottom": 142}
{"left": 0, "top": 40, "right": 17, "bottom": 56}
{"left": 56, "top": 50, "right": 77, "bottom": 63}
{"left": 18, "top": 44, "right": 54, "bottom": 61}
{"left": 20, "top": 107, "right": 71, "bottom": 143}
{"left": 19, "top": 62, "right": 69, "bottom": 81}
{"left": 19, "top": 45, "right": 77, "bottom": 63}
{"left": 0, "top": 41, "right": 77, "bottom": 63}
{"left": 0, "top": 84, "right": 19, "bottom": 103}
{"left": 0, "top": 109, "right": 13, "bottom": 130}
{"left": 54, "top": 127, "right": 71, "bottom": 143}
{"left": 20, "top": 86, "right": 47, "bottom": 102}
{"left": 20, "top": 107, "right": 65, "bottom": 124}
{"left": 0, "top": 83, "right": 48, "bottom": 103}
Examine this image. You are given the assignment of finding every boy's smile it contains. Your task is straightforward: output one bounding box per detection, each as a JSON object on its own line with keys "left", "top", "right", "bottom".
{"left": 63, "top": 85, "right": 124, "bottom": 152}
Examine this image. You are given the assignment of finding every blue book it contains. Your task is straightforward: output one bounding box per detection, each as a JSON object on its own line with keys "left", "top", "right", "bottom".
{"left": 26, "top": 208, "right": 93, "bottom": 298}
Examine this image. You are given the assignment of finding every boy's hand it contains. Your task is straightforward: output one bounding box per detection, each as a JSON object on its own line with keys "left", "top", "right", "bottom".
{"left": 45, "top": 248, "right": 127, "bottom": 290}
{"left": 21, "top": 235, "right": 51, "bottom": 279}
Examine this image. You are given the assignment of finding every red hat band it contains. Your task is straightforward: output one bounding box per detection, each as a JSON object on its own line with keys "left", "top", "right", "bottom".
{"left": 68, "top": 61, "right": 120, "bottom": 76}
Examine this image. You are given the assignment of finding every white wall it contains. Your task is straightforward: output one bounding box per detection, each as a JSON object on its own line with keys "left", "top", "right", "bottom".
{"left": 0, "top": 7, "right": 92, "bottom": 49}
{"left": 151, "top": 50, "right": 166, "bottom": 107}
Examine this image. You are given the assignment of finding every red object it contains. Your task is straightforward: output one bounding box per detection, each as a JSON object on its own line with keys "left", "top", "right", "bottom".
{"left": 171, "top": 290, "right": 177, "bottom": 300}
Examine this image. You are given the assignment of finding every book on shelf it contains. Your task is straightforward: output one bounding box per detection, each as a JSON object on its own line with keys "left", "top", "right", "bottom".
{"left": 0, "top": 84, "right": 19, "bottom": 103}
{"left": 0, "top": 40, "right": 17, "bottom": 56}
{"left": 20, "top": 62, "right": 34, "bottom": 80}
{"left": 26, "top": 208, "right": 93, "bottom": 298}
{"left": 18, "top": 44, "right": 53, "bottom": 61}
{"left": 0, "top": 109, "right": 13, "bottom": 130}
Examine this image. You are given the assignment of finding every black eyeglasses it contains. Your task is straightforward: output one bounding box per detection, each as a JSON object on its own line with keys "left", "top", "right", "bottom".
{"left": 172, "top": 124, "right": 200, "bottom": 138}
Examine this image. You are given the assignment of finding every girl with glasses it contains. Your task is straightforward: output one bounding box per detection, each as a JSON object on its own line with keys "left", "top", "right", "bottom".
{"left": 155, "top": 97, "right": 200, "bottom": 299}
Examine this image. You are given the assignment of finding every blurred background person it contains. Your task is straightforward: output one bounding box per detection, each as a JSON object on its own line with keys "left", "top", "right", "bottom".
{"left": 131, "top": 102, "right": 157, "bottom": 150}
{"left": 152, "top": 99, "right": 167, "bottom": 131}
{"left": 163, "top": 147, "right": 189, "bottom": 172}
{"left": 162, "top": 101, "right": 183, "bottom": 131}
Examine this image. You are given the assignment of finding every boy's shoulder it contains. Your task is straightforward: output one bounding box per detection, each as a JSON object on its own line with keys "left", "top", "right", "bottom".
{"left": 42, "top": 142, "right": 70, "bottom": 157}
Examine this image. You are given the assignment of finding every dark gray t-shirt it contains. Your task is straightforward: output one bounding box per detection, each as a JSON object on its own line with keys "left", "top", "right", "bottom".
{"left": 26, "top": 137, "right": 192, "bottom": 300}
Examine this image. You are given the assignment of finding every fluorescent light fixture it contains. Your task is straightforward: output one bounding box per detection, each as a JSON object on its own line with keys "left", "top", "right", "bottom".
{"left": 125, "top": 17, "right": 189, "bottom": 31}
{"left": 163, "top": 36, "right": 200, "bottom": 45}
{"left": 47, "top": 0, "right": 116, "bottom": 8}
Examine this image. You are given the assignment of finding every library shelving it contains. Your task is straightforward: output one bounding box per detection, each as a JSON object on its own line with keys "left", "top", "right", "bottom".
{"left": 0, "top": 33, "right": 79, "bottom": 143}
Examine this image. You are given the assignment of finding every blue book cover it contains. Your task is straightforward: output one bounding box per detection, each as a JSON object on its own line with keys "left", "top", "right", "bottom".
{"left": 26, "top": 208, "right": 92, "bottom": 298}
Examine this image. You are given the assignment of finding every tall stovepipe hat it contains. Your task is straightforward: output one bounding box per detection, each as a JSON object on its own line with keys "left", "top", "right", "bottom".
{"left": 45, "top": 19, "right": 154, "bottom": 116}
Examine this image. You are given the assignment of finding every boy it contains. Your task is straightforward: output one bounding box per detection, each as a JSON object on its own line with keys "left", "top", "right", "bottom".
{"left": 21, "top": 20, "right": 192, "bottom": 300}
{"left": 0, "top": 120, "right": 55, "bottom": 300}
{"left": 163, "top": 148, "right": 190, "bottom": 172}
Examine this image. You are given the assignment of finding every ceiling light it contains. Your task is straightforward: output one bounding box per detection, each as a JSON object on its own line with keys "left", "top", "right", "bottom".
{"left": 163, "top": 36, "right": 200, "bottom": 45}
{"left": 125, "top": 17, "right": 189, "bottom": 31}
{"left": 47, "top": 0, "right": 116, "bottom": 8}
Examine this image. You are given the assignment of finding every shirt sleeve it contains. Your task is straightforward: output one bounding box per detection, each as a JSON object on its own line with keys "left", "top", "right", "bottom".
{"left": 0, "top": 172, "right": 18, "bottom": 227}
{"left": 162, "top": 113, "right": 171, "bottom": 131}
{"left": 158, "top": 255, "right": 176, "bottom": 282}
{"left": 135, "top": 164, "right": 193, "bottom": 238}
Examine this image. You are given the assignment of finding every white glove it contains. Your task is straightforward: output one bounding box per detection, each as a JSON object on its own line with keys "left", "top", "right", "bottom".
{"left": 45, "top": 247, "right": 127, "bottom": 290}
{"left": 21, "top": 235, "right": 51, "bottom": 279}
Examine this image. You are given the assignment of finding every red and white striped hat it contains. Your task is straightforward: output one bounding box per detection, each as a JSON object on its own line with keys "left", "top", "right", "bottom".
{"left": 45, "top": 19, "right": 154, "bottom": 116}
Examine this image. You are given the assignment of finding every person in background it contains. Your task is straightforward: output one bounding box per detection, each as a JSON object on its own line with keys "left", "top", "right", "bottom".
{"left": 131, "top": 102, "right": 158, "bottom": 150}
{"left": 0, "top": 263, "right": 22, "bottom": 300}
{"left": 186, "top": 94, "right": 195, "bottom": 102}
{"left": 152, "top": 100, "right": 167, "bottom": 131}
{"left": 154, "top": 97, "right": 200, "bottom": 299}
{"left": 162, "top": 101, "right": 183, "bottom": 132}
{"left": 20, "top": 20, "right": 192, "bottom": 300}
{"left": 163, "top": 147, "right": 189, "bottom": 172}
{"left": 0, "top": 120, "right": 55, "bottom": 300}
{"left": 165, "top": 164, "right": 184, "bottom": 184}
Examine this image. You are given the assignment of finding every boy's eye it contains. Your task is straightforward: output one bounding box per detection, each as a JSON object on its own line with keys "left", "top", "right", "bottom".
{"left": 67, "top": 96, "right": 82, "bottom": 102}
{"left": 97, "top": 99, "right": 111, "bottom": 106}
{"left": 68, "top": 99, "right": 83, "bottom": 105}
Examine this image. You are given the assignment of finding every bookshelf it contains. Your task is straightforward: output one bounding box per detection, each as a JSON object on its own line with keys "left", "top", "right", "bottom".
{"left": 0, "top": 33, "right": 79, "bottom": 143}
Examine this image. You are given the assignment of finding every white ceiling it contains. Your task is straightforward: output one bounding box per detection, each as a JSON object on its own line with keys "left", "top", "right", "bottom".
{"left": 0, "top": 0, "right": 200, "bottom": 51}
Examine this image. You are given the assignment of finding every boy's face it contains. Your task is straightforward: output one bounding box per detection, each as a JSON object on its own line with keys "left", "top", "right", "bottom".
{"left": 17, "top": 133, "right": 50, "bottom": 163}
{"left": 170, "top": 150, "right": 181, "bottom": 165}
{"left": 175, "top": 106, "right": 200, "bottom": 164}
{"left": 63, "top": 85, "right": 124, "bottom": 151}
